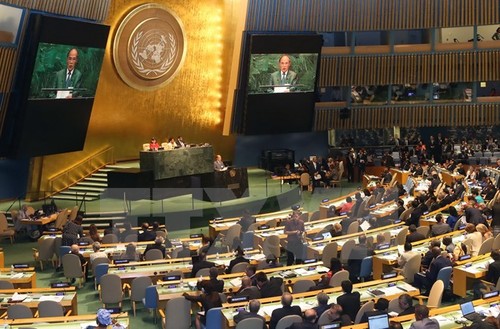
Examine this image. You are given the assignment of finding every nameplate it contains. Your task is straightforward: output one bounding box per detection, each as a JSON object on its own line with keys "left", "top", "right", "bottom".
{"left": 163, "top": 275, "right": 181, "bottom": 281}
{"left": 114, "top": 259, "right": 129, "bottom": 264}
{"left": 51, "top": 282, "right": 70, "bottom": 288}
{"left": 190, "top": 233, "right": 203, "bottom": 238}
{"left": 228, "top": 296, "right": 249, "bottom": 303}
{"left": 483, "top": 290, "right": 500, "bottom": 299}
{"left": 459, "top": 254, "right": 471, "bottom": 261}
{"left": 303, "top": 258, "right": 317, "bottom": 264}
{"left": 382, "top": 272, "right": 397, "bottom": 279}
{"left": 13, "top": 264, "right": 29, "bottom": 269}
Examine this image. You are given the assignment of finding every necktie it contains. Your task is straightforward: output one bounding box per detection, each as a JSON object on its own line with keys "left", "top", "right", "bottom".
{"left": 66, "top": 71, "right": 72, "bottom": 87}
{"left": 281, "top": 73, "right": 286, "bottom": 83}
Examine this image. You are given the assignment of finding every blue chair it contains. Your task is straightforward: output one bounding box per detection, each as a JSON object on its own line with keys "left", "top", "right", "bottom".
{"left": 94, "top": 263, "right": 109, "bottom": 290}
{"left": 358, "top": 256, "right": 373, "bottom": 282}
{"left": 436, "top": 266, "right": 452, "bottom": 290}
{"left": 201, "top": 307, "right": 223, "bottom": 329}
{"left": 241, "top": 231, "right": 254, "bottom": 250}
{"left": 143, "top": 285, "right": 158, "bottom": 323}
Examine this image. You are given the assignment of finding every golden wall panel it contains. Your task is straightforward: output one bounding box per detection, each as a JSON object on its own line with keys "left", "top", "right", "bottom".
{"left": 34, "top": 0, "right": 238, "bottom": 193}
{"left": 319, "top": 50, "right": 500, "bottom": 86}
{"left": 314, "top": 103, "right": 500, "bottom": 130}
{"left": 246, "top": 0, "right": 500, "bottom": 31}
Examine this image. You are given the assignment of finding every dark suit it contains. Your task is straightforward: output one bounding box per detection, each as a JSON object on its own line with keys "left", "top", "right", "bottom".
{"left": 486, "top": 260, "right": 500, "bottom": 284}
{"left": 269, "top": 305, "right": 302, "bottom": 329}
{"left": 259, "top": 277, "right": 283, "bottom": 298}
{"left": 270, "top": 70, "right": 297, "bottom": 86}
{"left": 289, "top": 322, "right": 319, "bottom": 329}
{"left": 226, "top": 256, "right": 249, "bottom": 274}
{"left": 54, "top": 68, "right": 82, "bottom": 95}
{"left": 413, "top": 255, "right": 452, "bottom": 292}
{"left": 234, "top": 310, "right": 267, "bottom": 329}
{"left": 198, "top": 278, "right": 224, "bottom": 293}
{"left": 143, "top": 243, "right": 166, "bottom": 258}
{"left": 313, "top": 304, "right": 330, "bottom": 318}
{"left": 138, "top": 230, "right": 156, "bottom": 242}
{"left": 398, "top": 305, "right": 415, "bottom": 316}
{"left": 191, "top": 260, "right": 216, "bottom": 278}
{"left": 235, "top": 286, "right": 261, "bottom": 299}
{"left": 337, "top": 292, "right": 361, "bottom": 323}
{"left": 405, "top": 231, "right": 426, "bottom": 244}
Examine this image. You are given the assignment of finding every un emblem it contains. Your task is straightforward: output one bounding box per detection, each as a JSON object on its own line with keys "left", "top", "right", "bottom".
{"left": 113, "top": 3, "right": 186, "bottom": 90}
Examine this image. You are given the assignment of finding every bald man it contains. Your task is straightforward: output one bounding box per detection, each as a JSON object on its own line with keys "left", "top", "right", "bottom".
{"left": 269, "top": 292, "right": 302, "bottom": 329}
{"left": 289, "top": 309, "right": 319, "bottom": 329}
{"left": 54, "top": 48, "right": 82, "bottom": 97}
{"left": 270, "top": 54, "right": 297, "bottom": 92}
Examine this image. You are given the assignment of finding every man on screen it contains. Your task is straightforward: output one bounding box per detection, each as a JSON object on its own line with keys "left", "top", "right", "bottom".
{"left": 269, "top": 54, "right": 297, "bottom": 92}
{"left": 54, "top": 48, "right": 82, "bottom": 98}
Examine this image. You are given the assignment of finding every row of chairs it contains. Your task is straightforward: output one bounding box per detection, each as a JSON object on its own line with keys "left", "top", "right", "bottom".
{"left": 1, "top": 300, "right": 71, "bottom": 320}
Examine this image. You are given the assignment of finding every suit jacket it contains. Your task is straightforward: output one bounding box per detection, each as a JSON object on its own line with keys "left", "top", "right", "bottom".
{"left": 406, "top": 231, "right": 426, "bottom": 244}
{"left": 431, "top": 222, "right": 451, "bottom": 236}
{"left": 226, "top": 256, "right": 249, "bottom": 274}
{"left": 409, "top": 318, "right": 440, "bottom": 329}
{"left": 270, "top": 70, "right": 297, "bottom": 87}
{"left": 289, "top": 322, "right": 319, "bottom": 329}
{"left": 54, "top": 69, "right": 82, "bottom": 92}
{"left": 259, "top": 277, "right": 283, "bottom": 298}
{"left": 487, "top": 260, "right": 500, "bottom": 284}
{"left": 234, "top": 310, "right": 267, "bottom": 329}
{"left": 337, "top": 292, "right": 361, "bottom": 323}
{"left": 235, "top": 286, "right": 261, "bottom": 299}
{"left": 269, "top": 305, "right": 302, "bottom": 329}
{"left": 426, "top": 255, "right": 452, "bottom": 284}
{"left": 191, "top": 260, "right": 216, "bottom": 278}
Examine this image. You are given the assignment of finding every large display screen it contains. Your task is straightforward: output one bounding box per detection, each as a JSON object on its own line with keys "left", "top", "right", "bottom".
{"left": 0, "top": 14, "right": 109, "bottom": 157}
{"left": 29, "top": 43, "right": 105, "bottom": 99}
{"left": 247, "top": 53, "right": 319, "bottom": 94}
{"left": 232, "top": 33, "right": 323, "bottom": 135}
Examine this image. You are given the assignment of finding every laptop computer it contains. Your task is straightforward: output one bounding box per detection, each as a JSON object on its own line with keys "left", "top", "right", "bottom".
{"left": 460, "top": 301, "right": 484, "bottom": 321}
{"left": 368, "top": 313, "right": 389, "bottom": 329}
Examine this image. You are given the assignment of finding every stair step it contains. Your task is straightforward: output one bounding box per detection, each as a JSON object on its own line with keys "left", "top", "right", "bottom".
{"left": 82, "top": 216, "right": 127, "bottom": 222}
{"left": 76, "top": 181, "right": 108, "bottom": 187}
{"left": 92, "top": 173, "right": 109, "bottom": 178}
{"left": 70, "top": 186, "right": 106, "bottom": 192}
{"left": 52, "top": 195, "right": 99, "bottom": 201}
{"left": 60, "top": 190, "right": 100, "bottom": 196}
{"left": 85, "top": 211, "right": 128, "bottom": 217}
{"left": 85, "top": 177, "right": 107, "bottom": 183}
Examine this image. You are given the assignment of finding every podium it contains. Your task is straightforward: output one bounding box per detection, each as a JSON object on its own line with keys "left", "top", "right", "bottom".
{"left": 196, "top": 168, "right": 249, "bottom": 202}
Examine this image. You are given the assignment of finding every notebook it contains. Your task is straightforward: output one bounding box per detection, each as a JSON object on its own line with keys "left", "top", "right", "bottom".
{"left": 368, "top": 313, "right": 389, "bottom": 329}
{"left": 460, "top": 301, "right": 483, "bottom": 321}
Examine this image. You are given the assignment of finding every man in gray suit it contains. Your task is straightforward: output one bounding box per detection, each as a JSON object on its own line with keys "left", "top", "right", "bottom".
{"left": 269, "top": 54, "right": 297, "bottom": 92}
{"left": 409, "top": 305, "right": 439, "bottom": 329}
{"left": 233, "top": 299, "right": 267, "bottom": 329}
{"left": 54, "top": 48, "right": 82, "bottom": 98}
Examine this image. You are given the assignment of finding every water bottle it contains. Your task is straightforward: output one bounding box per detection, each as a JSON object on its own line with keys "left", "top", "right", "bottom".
{"left": 10, "top": 265, "right": 14, "bottom": 275}
{"left": 216, "top": 252, "right": 219, "bottom": 260}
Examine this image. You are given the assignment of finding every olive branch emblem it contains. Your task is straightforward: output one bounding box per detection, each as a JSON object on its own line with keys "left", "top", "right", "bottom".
{"left": 131, "top": 31, "right": 176, "bottom": 76}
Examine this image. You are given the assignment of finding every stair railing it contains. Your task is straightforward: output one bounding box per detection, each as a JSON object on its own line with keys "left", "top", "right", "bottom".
{"left": 47, "top": 146, "right": 114, "bottom": 197}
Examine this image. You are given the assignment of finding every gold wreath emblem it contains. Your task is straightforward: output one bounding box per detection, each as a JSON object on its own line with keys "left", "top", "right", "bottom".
{"left": 229, "top": 169, "right": 236, "bottom": 178}
{"left": 130, "top": 31, "right": 177, "bottom": 77}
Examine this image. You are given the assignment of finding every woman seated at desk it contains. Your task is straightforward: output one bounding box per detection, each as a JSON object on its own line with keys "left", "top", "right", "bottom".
{"left": 149, "top": 137, "right": 160, "bottom": 151}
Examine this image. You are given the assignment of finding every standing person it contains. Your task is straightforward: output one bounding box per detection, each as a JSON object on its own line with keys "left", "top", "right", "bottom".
{"left": 62, "top": 215, "right": 83, "bottom": 246}
{"left": 214, "top": 154, "right": 226, "bottom": 171}
{"left": 490, "top": 196, "right": 500, "bottom": 237}
{"left": 53, "top": 48, "right": 82, "bottom": 98}
{"left": 284, "top": 212, "right": 305, "bottom": 265}
{"left": 357, "top": 149, "right": 367, "bottom": 182}
{"left": 347, "top": 148, "right": 356, "bottom": 182}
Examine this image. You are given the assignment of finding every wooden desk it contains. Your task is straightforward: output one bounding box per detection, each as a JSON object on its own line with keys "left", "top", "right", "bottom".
{"left": 221, "top": 276, "right": 418, "bottom": 328}
{"left": 390, "top": 168, "right": 411, "bottom": 185}
{"left": 319, "top": 191, "right": 359, "bottom": 219}
{"left": 453, "top": 254, "right": 492, "bottom": 297}
{"left": 418, "top": 200, "right": 462, "bottom": 227}
{"left": 0, "top": 268, "right": 36, "bottom": 288}
{"left": 347, "top": 296, "right": 500, "bottom": 329}
{"left": 372, "top": 230, "right": 466, "bottom": 279}
{"left": 0, "top": 312, "right": 129, "bottom": 328}
{"left": 0, "top": 286, "right": 77, "bottom": 315}
{"left": 306, "top": 223, "right": 406, "bottom": 260}
{"left": 208, "top": 208, "right": 298, "bottom": 239}
{"left": 20, "top": 213, "right": 58, "bottom": 226}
